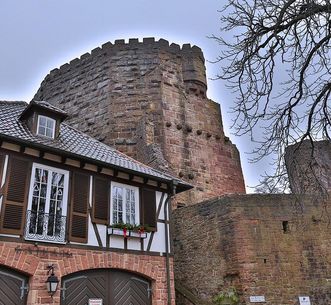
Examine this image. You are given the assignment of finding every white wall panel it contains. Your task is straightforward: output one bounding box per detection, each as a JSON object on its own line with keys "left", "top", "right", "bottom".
{"left": 127, "top": 238, "right": 141, "bottom": 251}
{"left": 110, "top": 236, "right": 125, "bottom": 249}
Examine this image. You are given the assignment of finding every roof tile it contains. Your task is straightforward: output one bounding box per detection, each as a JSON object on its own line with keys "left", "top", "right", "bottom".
{"left": 0, "top": 101, "right": 191, "bottom": 191}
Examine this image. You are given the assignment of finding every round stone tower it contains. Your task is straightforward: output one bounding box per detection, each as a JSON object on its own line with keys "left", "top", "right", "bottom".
{"left": 34, "top": 38, "right": 246, "bottom": 206}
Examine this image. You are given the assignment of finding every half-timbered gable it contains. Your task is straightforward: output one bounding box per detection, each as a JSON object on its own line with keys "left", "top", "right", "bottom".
{"left": 0, "top": 100, "right": 192, "bottom": 305}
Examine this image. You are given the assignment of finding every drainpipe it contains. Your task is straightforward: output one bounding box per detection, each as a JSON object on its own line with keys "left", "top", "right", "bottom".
{"left": 164, "top": 180, "right": 177, "bottom": 305}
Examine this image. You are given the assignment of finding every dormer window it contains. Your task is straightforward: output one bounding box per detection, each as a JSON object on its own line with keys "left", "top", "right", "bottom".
{"left": 37, "top": 115, "right": 56, "bottom": 139}
{"left": 19, "top": 100, "right": 68, "bottom": 140}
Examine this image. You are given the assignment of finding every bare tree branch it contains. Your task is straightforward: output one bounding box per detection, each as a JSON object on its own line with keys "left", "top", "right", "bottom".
{"left": 212, "top": 0, "right": 331, "bottom": 194}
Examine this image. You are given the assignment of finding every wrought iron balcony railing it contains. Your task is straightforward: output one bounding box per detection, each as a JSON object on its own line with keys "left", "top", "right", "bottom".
{"left": 24, "top": 210, "right": 66, "bottom": 243}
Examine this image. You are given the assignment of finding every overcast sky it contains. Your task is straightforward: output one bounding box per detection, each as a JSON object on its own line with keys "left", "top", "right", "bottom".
{"left": 0, "top": 0, "right": 271, "bottom": 191}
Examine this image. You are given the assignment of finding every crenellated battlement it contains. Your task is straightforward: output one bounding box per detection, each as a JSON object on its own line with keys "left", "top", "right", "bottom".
{"left": 46, "top": 38, "right": 205, "bottom": 80}
{"left": 42, "top": 38, "right": 207, "bottom": 99}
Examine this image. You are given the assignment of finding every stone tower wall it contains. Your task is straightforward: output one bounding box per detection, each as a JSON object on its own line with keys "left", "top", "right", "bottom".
{"left": 173, "top": 194, "right": 331, "bottom": 305}
{"left": 34, "top": 38, "right": 245, "bottom": 205}
{"left": 285, "top": 140, "right": 331, "bottom": 194}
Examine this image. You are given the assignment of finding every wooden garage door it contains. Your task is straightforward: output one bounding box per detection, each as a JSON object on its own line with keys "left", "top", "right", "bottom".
{"left": 61, "top": 269, "right": 151, "bottom": 305}
{"left": 0, "top": 267, "right": 29, "bottom": 305}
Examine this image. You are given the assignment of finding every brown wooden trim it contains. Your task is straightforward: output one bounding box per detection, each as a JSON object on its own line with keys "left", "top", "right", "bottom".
{"left": 1, "top": 142, "right": 20, "bottom": 152}
{"left": 0, "top": 202, "right": 26, "bottom": 235}
{"left": 0, "top": 156, "right": 31, "bottom": 235}
{"left": 69, "top": 171, "right": 89, "bottom": 243}
{"left": 0, "top": 132, "right": 191, "bottom": 193}
{"left": 97, "top": 246, "right": 174, "bottom": 257}
{"left": 32, "top": 112, "right": 38, "bottom": 135}
{"left": 92, "top": 176, "right": 110, "bottom": 225}
{"left": 0, "top": 149, "right": 172, "bottom": 241}
{"left": 0, "top": 148, "right": 73, "bottom": 172}
{"left": 65, "top": 171, "right": 73, "bottom": 243}
{"left": 168, "top": 197, "right": 174, "bottom": 255}
{"left": 106, "top": 232, "right": 110, "bottom": 248}
{"left": 68, "top": 211, "right": 89, "bottom": 243}
{"left": 157, "top": 219, "right": 170, "bottom": 224}
{"left": 156, "top": 193, "right": 165, "bottom": 220}
{"left": 146, "top": 232, "right": 155, "bottom": 252}
{"left": 108, "top": 175, "right": 164, "bottom": 193}
{"left": 0, "top": 147, "right": 169, "bottom": 194}
{"left": 140, "top": 188, "right": 157, "bottom": 231}
{"left": 91, "top": 221, "right": 103, "bottom": 247}
{"left": 140, "top": 237, "right": 144, "bottom": 251}
{"left": 0, "top": 235, "right": 174, "bottom": 257}
{"left": 146, "top": 193, "right": 166, "bottom": 251}
{"left": 0, "top": 153, "right": 5, "bottom": 191}
{"left": 0, "top": 149, "right": 169, "bottom": 197}
{"left": 88, "top": 176, "right": 103, "bottom": 247}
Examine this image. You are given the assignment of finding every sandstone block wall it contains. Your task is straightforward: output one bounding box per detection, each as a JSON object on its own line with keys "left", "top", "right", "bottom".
{"left": 173, "top": 194, "right": 331, "bottom": 305}
{"left": 285, "top": 140, "right": 331, "bottom": 194}
{"left": 34, "top": 38, "right": 245, "bottom": 205}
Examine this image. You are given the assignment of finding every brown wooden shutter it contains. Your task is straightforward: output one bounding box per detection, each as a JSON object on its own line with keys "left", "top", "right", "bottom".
{"left": 92, "top": 177, "right": 109, "bottom": 224}
{"left": 141, "top": 188, "right": 157, "bottom": 230}
{"left": 0, "top": 153, "right": 5, "bottom": 192}
{"left": 0, "top": 157, "right": 31, "bottom": 235}
{"left": 69, "top": 172, "right": 89, "bottom": 243}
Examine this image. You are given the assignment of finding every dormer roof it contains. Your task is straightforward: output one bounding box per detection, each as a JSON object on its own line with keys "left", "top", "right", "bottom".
{"left": 19, "top": 100, "right": 68, "bottom": 121}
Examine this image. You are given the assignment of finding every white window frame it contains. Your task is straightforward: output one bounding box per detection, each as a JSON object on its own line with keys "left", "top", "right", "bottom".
{"left": 36, "top": 115, "right": 56, "bottom": 139}
{"left": 25, "top": 163, "right": 69, "bottom": 243}
{"left": 110, "top": 182, "right": 140, "bottom": 225}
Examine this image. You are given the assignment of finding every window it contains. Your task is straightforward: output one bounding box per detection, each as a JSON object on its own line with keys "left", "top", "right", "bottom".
{"left": 25, "top": 163, "right": 69, "bottom": 243}
{"left": 37, "top": 115, "right": 56, "bottom": 138}
{"left": 110, "top": 182, "right": 139, "bottom": 225}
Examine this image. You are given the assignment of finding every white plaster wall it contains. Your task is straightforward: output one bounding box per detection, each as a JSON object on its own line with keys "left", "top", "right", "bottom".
{"left": 127, "top": 238, "right": 141, "bottom": 251}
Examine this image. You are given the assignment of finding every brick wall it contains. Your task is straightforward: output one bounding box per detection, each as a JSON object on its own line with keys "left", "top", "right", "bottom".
{"left": 34, "top": 38, "right": 245, "bottom": 206}
{"left": 173, "top": 194, "right": 331, "bottom": 305}
{"left": 0, "top": 241, "right": 175, "bottom": 305}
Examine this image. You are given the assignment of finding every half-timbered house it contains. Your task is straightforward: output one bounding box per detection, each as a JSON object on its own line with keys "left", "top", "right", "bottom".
{"left": 0, "top": 100, "right": 191, "bottom": 305}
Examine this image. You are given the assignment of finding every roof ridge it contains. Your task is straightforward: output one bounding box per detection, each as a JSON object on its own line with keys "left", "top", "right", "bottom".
{"left": 0, "top": 100, "right": 27, "bottom": 106}
{"left": 32, "top": 100, "right": 68, "bottom": 115}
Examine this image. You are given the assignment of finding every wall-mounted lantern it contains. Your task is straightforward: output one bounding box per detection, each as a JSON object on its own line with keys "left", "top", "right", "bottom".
{"left": 46, "top": 264, "right": 59, "bottom": 296}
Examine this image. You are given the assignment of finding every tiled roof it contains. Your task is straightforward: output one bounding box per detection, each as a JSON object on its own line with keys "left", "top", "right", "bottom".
{"left": 0, "top": 101, "right": 191, "bottom": 192}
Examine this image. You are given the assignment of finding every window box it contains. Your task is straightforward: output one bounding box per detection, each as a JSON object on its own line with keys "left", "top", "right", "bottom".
{"left": 107, "top": 227, "right": 147, "bottom": 239}
{"left": 109, "top": 182, "right": 158, "bottom": 233}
